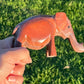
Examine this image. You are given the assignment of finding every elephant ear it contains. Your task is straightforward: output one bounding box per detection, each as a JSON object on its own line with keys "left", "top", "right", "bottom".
{"left": 55, "top": 12, "right": 68, "bottom": 31}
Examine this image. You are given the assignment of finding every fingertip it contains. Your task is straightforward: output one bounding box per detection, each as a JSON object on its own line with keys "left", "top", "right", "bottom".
{"left": 19, "top": 52, "right": 32, "bottom": 65}
{"left": 20, "top": 48, "right": 32, "bottom": 64}
{"left": 27, "top": 56, "right": 32, "bottom": 64}
{"left": 8, "top": 75, "right": 24, "bottom": 84}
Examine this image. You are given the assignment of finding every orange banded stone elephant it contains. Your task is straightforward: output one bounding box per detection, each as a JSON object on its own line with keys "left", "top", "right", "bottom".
{"left": 13, "top": 12, "right": 84, "bottom": 57}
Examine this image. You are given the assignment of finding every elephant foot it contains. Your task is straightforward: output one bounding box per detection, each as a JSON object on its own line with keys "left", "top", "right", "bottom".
{"left": 47, "top": 55, "right": 57, "bottom": 58}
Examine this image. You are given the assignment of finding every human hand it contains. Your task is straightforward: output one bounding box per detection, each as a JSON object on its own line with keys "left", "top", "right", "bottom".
{"left": 0, "top": 37, "right": 32, "bottom": 84}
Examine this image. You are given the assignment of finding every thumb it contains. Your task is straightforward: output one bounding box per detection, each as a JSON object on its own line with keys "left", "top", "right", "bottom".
{"left": 0, "top": 36, "right": 14, "bottom": 49}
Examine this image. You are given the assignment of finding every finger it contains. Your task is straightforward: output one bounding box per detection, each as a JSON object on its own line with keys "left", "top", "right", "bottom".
{"left": 0, "top": 63, "right": 15, "bottom": 81}
{"left": 7, "top": 75, "right": 23, "bottom": 84}
{"left": 0, "top": 48, "right": 32, "bottom": 81}
{"left": 10, "top": 65, "right": 25, "bottom": 76}
{"left": 1, "top": 47, "right": 32, "bottom": 65}
{"left": 0, "top": 79, "right": 9, "bottom": 84}
{"left": 0, "top": 36, "right": 14, "bottom": 49}
{"left": 0, "top": 79, "right": 8, "bottom": 84}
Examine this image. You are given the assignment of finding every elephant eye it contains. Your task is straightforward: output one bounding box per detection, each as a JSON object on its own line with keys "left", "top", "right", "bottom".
{"left": 68, "top": 25, "right": 70, "bottom": 28}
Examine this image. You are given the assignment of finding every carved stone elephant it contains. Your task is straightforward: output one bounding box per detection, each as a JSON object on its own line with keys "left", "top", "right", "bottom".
{"left": 13, "top": 12, "right": 84, "bottom": 57}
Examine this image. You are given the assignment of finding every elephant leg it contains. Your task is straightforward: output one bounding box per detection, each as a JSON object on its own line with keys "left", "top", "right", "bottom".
{"left": 46, "top": 43, "right": 49, "bottom": 56}
{"left": 46, "top": 36, "right": 57, "bottom": 57}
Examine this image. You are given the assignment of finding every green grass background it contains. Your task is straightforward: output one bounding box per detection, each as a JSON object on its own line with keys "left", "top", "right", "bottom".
{"left": 0, "top": 0, "right": 84, "bottom": 84}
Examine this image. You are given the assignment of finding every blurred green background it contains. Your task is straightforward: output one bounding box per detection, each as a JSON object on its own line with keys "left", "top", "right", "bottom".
{"left": 0, "top": 0, "right": 84, "bottom": 84}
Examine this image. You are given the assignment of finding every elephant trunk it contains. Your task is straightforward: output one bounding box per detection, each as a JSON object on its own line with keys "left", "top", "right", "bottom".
{"left": 69, "top": 33, "right": 84, "bottom": 53}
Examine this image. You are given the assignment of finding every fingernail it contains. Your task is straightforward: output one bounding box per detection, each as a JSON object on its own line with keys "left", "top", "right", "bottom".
{"left": 8, "top": 76, "right": 16, "bottom": 82}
